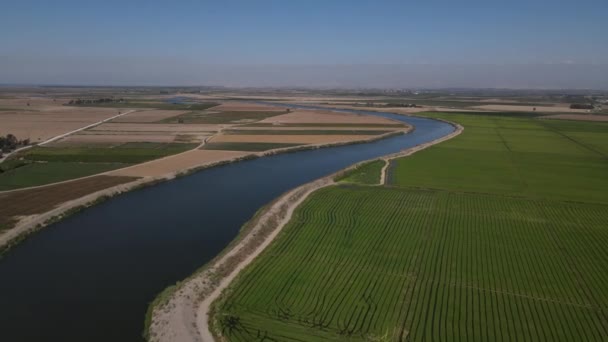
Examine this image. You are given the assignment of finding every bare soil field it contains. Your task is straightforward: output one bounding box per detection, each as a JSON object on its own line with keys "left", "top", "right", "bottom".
{"left": 110, "top": 110, "right": 186, "bottom": 123}
{"left": 472, "top": 104, "right": 587, "bottom": 113}
{"left": 259, "top": 110, "right": 398, "bottom": 125}
{"left": 0, "top": 97, "right": 71, "bottom": 111}
{"left": 108, "top": 149, "right": 249, "bottom": 178}
{"left": 209, "top": 134, "right": 377, "bottom": 145}
{"left": 0, "top": 109, "right": 120, "bottom": 142}
{"left": 0, "top": 175, "right": 138, "bottom": 231}
{"left": 541, "top": 114, "right": 608, "bottom": 122}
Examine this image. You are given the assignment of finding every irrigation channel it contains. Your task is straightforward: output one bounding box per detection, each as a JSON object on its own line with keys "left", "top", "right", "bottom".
{"left": 0, "top": 104, "right": 454, "bottom": 342}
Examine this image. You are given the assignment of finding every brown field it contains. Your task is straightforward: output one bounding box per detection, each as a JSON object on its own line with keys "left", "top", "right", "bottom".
{"left": 541, "top": 114, "right": 608, "bottom": 122}
{"left": 472, "top": 104, "right": 588, "bottom": 113}
{"left": 0, "top": 97, "right": 72, "bottom": 111}
{"left": 209, "top": 134, "right": 377, "bottom": 145}
{"left": 0, "top": 108, "right": 120, "bottom": 142}
{"left": 0, "top": 175, "right": 138, "bottom": 230}
{"left": 110, "top": 110, "right": 186, "bottom": 123}
{"left": 258, "top": 110, "right": 398, "bottom": 125}
{"left": 108, "top": 149, "right": 249, "bottom": 177}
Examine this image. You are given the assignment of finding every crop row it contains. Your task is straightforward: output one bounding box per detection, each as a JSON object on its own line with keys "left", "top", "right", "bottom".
{"left": 214, "top": 185, "right": 608, "bottom": 341}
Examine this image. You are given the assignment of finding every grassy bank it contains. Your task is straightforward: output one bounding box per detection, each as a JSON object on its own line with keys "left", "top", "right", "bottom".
{"left": 335, "top": 159, "right": 385, "bottom": 185}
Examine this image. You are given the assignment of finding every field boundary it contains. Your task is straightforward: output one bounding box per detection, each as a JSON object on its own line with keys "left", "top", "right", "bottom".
{"left": 145, "top": 117, "right": 462, "bottom": 342}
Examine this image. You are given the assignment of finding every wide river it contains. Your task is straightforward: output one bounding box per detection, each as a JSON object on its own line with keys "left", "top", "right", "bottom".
{"left": 0, "top": 105, "right": 453, "bottom": 341}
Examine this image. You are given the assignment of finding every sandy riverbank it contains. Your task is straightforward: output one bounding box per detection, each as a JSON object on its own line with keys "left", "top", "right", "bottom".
{"left": 146, "top": 118, "right": 462, "bottom": 342}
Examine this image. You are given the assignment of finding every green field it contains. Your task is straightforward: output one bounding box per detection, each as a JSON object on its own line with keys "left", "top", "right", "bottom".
{"left": 212, "top": 112, "right": 608, "bottom": 341}
{"left": 21, "top": 143, "right": 196, "bottom": 164}
{"left": 243, "top": 123, "right": 406, "bottom": 128}
{"left": 0, "top": 142, "right": 196, "bottom": 190}
{"left": 224, "top": 129, "right": 392, "bottom": 135}
{"left": 390, "top": 113, "right": 608, "bottom": 203}
{"left": 67, "top": 101, "right": 218, "bottom": 111}
{"left": 335, "top": 160, "right": 385, "bottom": 185}
{"left": 0, "top": 162, "right": 126, "bottom": 191}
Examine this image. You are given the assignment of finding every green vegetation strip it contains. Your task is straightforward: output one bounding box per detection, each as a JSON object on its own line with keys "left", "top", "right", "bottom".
{"left": 335, "top": 160, "right": 385, "bottom": 185}
{"left": 0, "top": 142, "right": 196, "bottom": 190}
{"left": 21, "top": 143, "right": 197, "bottom": 164}
{"left": 161, "top": 110, "right": 288, "bottom": 124}
{"left": 224, "top": 129, "right": 391, "bottom": 135}
{"left": 67, "top": 101, "right": 218, "bottom": 110}
{"left": 242, "top": 123, "right": 405, "bottom": 128}
{"left": 212, "top": 112, "right": 608, "bottom": 341}
{"left": 0, "top": 162, "right": 127, "bottom": 191}
{"left": 201, "top": 142, "right": 302, "bottom": 152}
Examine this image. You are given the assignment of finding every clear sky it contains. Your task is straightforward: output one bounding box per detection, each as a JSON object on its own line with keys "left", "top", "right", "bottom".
{"left": 1, "top": 0, "right": 607, "bottom": 88}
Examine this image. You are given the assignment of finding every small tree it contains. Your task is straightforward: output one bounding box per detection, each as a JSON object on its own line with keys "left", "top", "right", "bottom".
{"left": 6, "top": 134, "right": 18, "bottom": 149}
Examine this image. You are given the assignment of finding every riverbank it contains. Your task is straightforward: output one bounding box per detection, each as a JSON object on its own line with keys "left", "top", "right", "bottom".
{"left": 146, "top": 118, "right": 462, "bottom": 342}
{"left": 0, "top": 126, "right": 409, "bottom": 258}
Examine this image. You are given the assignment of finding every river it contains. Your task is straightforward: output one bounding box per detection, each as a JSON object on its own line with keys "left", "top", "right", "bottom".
{"left": 0, "top": 105, "right": 453, "bottom": 341}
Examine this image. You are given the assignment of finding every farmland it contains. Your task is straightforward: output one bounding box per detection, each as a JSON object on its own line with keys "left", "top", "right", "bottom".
{"left": 389, "top": 113, "right": 608, "bottom": 203}
{"left": 66, "top": 99, "right": 219, "bottom": 111}
{"left": 0, "top": 143, "right": 196, "bottom": 190}
{"left": 211, "top": 112, "right": 608, "bottom": 341}
{"left": 161, "top": 110, "right": 289, "bottom": 124}
{"left": 0, "top": 175, "right": 138, "bottom": 233}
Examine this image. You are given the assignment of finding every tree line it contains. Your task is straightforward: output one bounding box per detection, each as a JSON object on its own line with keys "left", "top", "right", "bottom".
{"left": 67, "top": 98, "right": 126, "bottom": 105}
{"left": 0, "top": 134, "right": 30, "bottom": 157}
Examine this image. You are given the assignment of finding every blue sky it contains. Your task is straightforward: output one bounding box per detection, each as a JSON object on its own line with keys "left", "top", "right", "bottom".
{"left": 1, "top": 0, "right": 607, "bottom": 87}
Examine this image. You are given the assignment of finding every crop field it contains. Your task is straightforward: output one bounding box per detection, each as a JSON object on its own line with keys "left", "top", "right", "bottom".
{"left": 390, "top": 113, "right": 608, "bottom": 204}
{"left": 67, "top": 101, "right": 218, "bottom": 111}
{"left": 0, "top": 143, "right": 196, "bottom": 190}
{"left": 21, "top": 143, "right": 196, "bottom": 164}
{"left": 243, "top": 122, "right": 406, "bottom": 128}
{"left": 214, "top": 186, "right": 608, "bottom": 341}
{"left": 0, "top": 162, "right": 126, "bottom": 191}
{"left": 0, "top": 175, "right": 138, "bottom": 232}
{"left": 213, "top": 112, "right": 608, "bottom": 341}
{"left": 224, "top": 129, "right": 392, "bottom": 135}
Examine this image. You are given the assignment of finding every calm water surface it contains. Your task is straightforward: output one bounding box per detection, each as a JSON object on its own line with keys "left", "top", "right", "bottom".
{"left": 0, "top": 106, "right": 453, "bottom": 341}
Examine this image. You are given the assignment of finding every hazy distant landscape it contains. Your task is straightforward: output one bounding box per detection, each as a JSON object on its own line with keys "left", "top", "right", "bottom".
{"left": 1, "top": 1, "right": 607, "bottom": 341}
